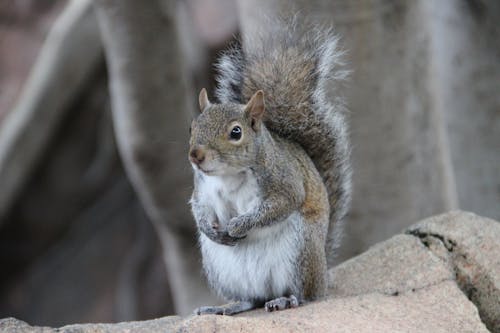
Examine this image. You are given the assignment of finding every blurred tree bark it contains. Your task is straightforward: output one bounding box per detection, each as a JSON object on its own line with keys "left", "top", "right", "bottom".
{"left": 93, "top": 0, "right": 215, "bottom": 315}
{"left": 0, "top": 62, "right": 174, "bottom": 326}
{"left": 0, "top": 0, "right": 101, "bottom": 222}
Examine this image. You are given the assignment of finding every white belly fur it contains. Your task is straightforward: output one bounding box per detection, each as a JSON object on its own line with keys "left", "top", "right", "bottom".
{"left": 196, "top": 170, "right": 304, "bottom": 300}
{"left": 201, "top": 213, "right": 304, "bottom": 300}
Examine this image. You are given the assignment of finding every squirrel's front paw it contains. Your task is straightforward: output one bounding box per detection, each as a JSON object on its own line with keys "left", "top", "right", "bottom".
{"left": 227, "top": 216, "right": 251, "bottom": 238}
{"left": 215, "top": 231, "right": 245, "bottom": 246}
{"left": 200, "top": 222, "right": 245, "bottom": 246}
{"left": 203, "top": 229, "right": 244, "bottom": 246}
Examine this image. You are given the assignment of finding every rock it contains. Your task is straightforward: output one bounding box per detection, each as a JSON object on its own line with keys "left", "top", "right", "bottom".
{"left": 406, "top": 211, "right": 500, "bottom": 332}
{"left": 180, "top": 281, "right": 487, "bottom": 332}
{"left": 1, "top": 211, "right": 498, "bottom": 332}
{"left": 0, "top": 316, "right": 183, "bottom": 333}
{"left": 0, "top": 281, "right": 488, "bottom": 333}
{"left": 328, "top": 234, "right": 454, "bottom": 297}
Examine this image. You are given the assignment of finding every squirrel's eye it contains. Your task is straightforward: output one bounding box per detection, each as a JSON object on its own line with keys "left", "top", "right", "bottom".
{"left": 230, "top": 126, "right": 242, "bottom": 140}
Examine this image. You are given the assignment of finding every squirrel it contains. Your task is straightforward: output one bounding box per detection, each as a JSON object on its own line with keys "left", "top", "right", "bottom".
{"left": 188, "top": 18, "right": 351, "bottom": 315}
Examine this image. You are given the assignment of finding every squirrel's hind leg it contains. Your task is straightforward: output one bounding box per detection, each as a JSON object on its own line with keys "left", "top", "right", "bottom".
{"left": 264, "top": 295, "right": 300, "bottom": 312}
{"left": 195, "top": 300, "right": 257, "bottom": 316}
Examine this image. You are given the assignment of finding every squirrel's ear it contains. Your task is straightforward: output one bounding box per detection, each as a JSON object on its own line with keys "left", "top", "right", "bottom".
{"left": 244, "top": 90, "right": 265, "bottom": 130}
{"left": 199, "top": 88, "right": 211, "bottom": 112}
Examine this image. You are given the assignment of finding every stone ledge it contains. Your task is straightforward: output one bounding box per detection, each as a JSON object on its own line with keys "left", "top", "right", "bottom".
{"left": 406, "top": 211, "right": 500, "bottom": 332}
{"left": 1, "top": 211, "right": 498, "bottom": 333}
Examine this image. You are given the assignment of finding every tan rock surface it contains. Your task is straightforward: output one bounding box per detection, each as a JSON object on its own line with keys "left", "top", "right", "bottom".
{"left": 179, "top": 281, "right": 487, "bottom": 333}
{"left": 407, "top": 211, "right": 500, "bottom": 332}
{"left": 328, "top": 234, "right": 454, "bottom": 297}
{"left": 0, "top": 316, "right": 183, "bottom": 333}
{"left": 1, "top": 211, "right": 498, "bottom": 332}
{"left": 0, "top": 281, "right": 488, "bottom": 333}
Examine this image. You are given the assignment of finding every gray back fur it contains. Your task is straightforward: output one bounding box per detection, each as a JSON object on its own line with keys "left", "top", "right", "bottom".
{"left": 215, "top": 16, "right": 352, "bottom": 267}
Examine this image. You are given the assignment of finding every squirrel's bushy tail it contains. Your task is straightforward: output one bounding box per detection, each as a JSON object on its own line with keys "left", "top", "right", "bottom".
{"left": 215, "top": 17, "right": 352, "bottom": 267}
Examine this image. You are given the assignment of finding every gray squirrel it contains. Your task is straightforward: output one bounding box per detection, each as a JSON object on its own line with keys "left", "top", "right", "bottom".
{"left": 188, "top": 18, "right": 351, "bottom": 315}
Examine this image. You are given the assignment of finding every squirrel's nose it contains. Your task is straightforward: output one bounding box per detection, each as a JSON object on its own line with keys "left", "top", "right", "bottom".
{"left": 189, "top": 148, "right": 205, "bottom": 165}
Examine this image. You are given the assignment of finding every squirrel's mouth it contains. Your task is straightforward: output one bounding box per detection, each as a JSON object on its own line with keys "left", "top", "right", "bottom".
{"left": 199, "top": 167, "right": 215, "bottom": 175}
{"left": 190, "top": 161, "right": 214, "bottom": 175}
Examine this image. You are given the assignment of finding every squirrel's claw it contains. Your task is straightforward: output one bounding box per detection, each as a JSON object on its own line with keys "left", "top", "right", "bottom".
{"left": 217, "top": 231, "right": 245, "bottom": 246}
{"left": 202, "top": 227, "right": 245, "bottom": 246}
{"left": 200, "top": 218, "right": 246, "bottom": 246}
{"left": 227, "top": 216, "right": 251, "bottom": 238}
{"left": 265, "top": 295, "right": 300, "bottom": 312}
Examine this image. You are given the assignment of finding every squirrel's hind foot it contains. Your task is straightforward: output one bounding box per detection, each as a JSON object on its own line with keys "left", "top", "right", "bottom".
{"left": 264, "top": 295, "right": 300, "bottom": 312}
{"left": 195, "top": 300, "right": 256, "bottom": 316}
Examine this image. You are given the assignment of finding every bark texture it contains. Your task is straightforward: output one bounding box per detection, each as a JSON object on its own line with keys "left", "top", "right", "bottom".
{"left": 93, "top": 0, "right": 215, "bottom": 314}
{"left": 0, "top": 0, "right": 102, "bottom": 221}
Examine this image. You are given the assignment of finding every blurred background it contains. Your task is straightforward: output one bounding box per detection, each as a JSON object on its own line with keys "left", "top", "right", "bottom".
{"left": 0, "top": 0, "right": 498, "bottom": 327}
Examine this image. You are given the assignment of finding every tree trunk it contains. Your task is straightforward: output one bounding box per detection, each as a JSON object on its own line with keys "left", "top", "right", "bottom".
{"left": 0, "top": 0, "right": 102, "bottom": 221}
{"left": 93, "top": 0, "right": 215, "bottom": 314}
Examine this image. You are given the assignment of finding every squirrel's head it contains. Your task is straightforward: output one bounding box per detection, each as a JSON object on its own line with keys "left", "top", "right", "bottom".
{"left": 189, "top": 89, "right": 265, "bottom": 176}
